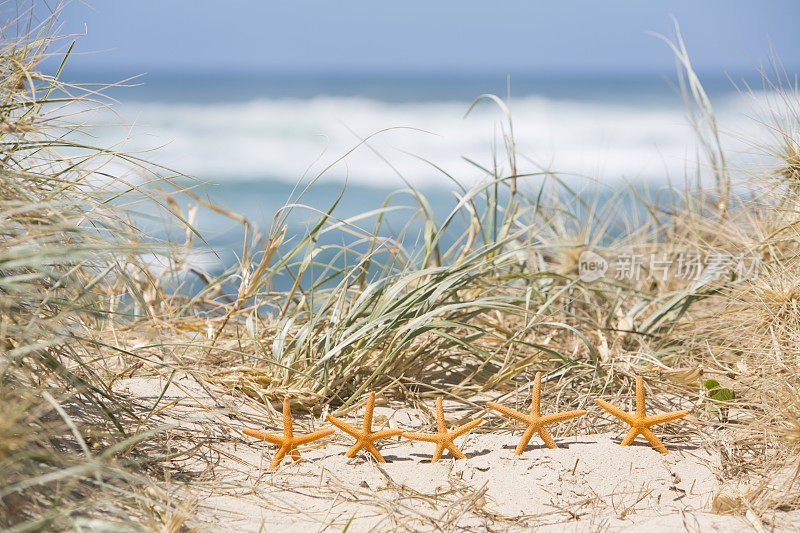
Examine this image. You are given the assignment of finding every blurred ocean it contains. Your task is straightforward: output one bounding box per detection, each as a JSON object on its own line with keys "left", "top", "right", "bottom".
{"left": 66, "top": 70, "right": 774, "bottom": 277}
{"left": 79, "top": 71, "right": 765, "bottom": 188}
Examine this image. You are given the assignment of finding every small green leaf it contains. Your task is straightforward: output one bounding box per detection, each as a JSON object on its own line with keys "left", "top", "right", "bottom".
{"left": 703, "top": 379, "right": 735, "bottom": 414}
{"left": 710, "top": 387, "right": 734, "bottom": 402}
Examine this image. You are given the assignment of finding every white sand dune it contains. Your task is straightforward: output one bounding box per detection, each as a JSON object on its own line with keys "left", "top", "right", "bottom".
{"left": 114, "top": 374, "right": 796, "bottom": 531}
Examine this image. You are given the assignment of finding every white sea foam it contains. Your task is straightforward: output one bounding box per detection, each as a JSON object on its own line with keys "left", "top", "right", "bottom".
{"left": 86, "top": 92, "right": 774, "bottom": 189}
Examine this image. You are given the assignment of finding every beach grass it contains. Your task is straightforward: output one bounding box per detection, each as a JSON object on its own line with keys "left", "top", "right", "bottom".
{"left": 1, "top": 10, "right": 799, "bottom": 531}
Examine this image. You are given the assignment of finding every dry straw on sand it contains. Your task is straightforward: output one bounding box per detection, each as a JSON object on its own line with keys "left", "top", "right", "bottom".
{"left": 1, "top": 8, "right": 800, "bottom": 532}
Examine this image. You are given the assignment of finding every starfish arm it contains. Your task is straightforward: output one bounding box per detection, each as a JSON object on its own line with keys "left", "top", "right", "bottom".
{"left": 619, "top": 426, "right": 640, "bottom": 446}
{"left": 435, "top": 397, "right": 447, "bottom": 434}
{"left": 345, "top": 441, "right": 364, "bottom": 458}
{"left": 293, "top": 428, "right": 335, "bottom": 446}
{"left": 532, "top": 371, "right": 542, "bottom": 415}
{"left": 364, "top": 442, "right": 387, "bottom": 463}
{"left": 452, "top": 417, "right": 483, "bottom": 437}
{"left": 431, "top": 442, "right": 445, "bottom": 463}
{"left": 640, "top": 428, "right": 668, "bottom": 454}
{"left": 537, "top": 427, "right": 558, "bottom": 449}
{"left": 363, "top": 392, "right": 376, "bottom": 433}
{"left": 486, "top": 401, "right": 531, "bottom": 424}
{"left": 445, "top": 441, "right": 467, "bottom": 460}
{"left": 635, "top": 376, "right": 646, "bottom": 418}
{"left": 595, "top": 399, "right": 635, "bottom": 425}
{"left": 269, "top": 445, "right": 288, "bottom": 469}
{"left": 242, "top": 428, "right": 284, "bottom": 445}
{"left": 539, "top": 409, "right": 588, "bottom": 425}
{"left": 326, "top": 414, "right": 360, "bottom": 439}
{"left": 514, "top": 426, "right": 537, "bottom": 455}
{"left": 371, "top": 428, "right": 403, "bottom": 440}
{"left": 402, "top": 431, "right": 439, "bottom": 443}
{"left": 282, "top": 398, "right": 293, "bottom": 440}
{"left": 646, "top": 410, "right": 689, "bottom": 426}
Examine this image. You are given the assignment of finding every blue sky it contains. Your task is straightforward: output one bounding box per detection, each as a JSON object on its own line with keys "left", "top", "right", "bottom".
{"left": 27, "top": 1, "right": 800, "bottom": 74}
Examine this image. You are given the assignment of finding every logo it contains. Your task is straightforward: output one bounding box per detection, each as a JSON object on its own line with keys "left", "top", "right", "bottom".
{"left": 578, "top": 250, "right": 608, "bottom": 282}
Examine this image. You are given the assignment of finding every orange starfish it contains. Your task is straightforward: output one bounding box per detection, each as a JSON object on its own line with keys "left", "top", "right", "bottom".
{"left": 596, "top": 375, "right": 689, "bottom": 454}
{"left": 402, "top": 396, "right": 483, "bottom": 462}
{"left": 242, "top": 397, "right": 334, "bottom": 469}
{"left": 326, "top": 391, "right": 403, "bottom": 463}
{"left": 486, "top": 371, "right": 587, "bottom": 453}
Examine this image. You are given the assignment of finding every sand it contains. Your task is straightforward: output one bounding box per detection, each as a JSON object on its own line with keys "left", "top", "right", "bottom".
{"left": 113, "top": 373, "right": 797, "bottom": 531}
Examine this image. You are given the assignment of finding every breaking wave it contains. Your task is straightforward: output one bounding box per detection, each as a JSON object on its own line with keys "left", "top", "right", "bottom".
{"left": 87, "top": 91, "right": 769, "bottom": 189}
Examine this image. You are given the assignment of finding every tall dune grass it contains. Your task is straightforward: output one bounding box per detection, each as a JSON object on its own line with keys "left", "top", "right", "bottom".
{"left": 0, "top": 11, "right": 192, "bottom": 531}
